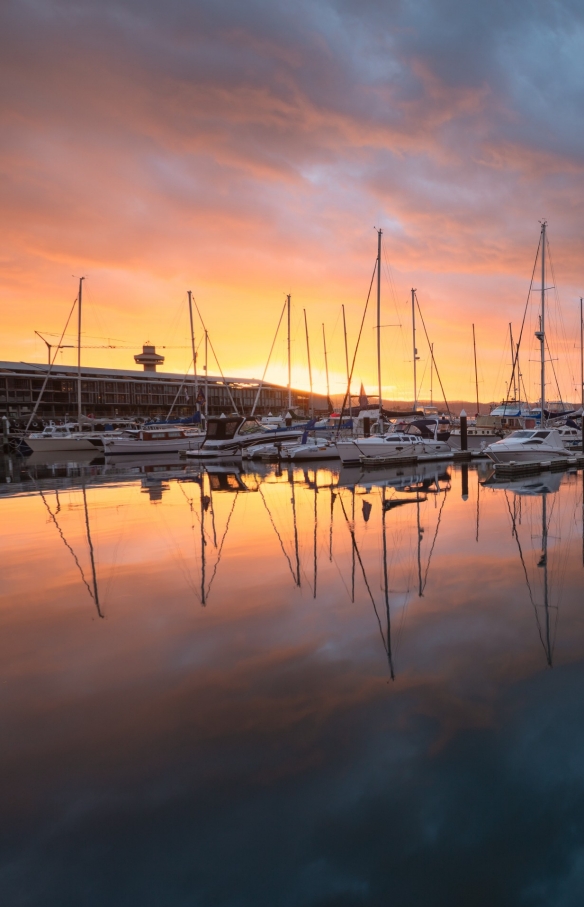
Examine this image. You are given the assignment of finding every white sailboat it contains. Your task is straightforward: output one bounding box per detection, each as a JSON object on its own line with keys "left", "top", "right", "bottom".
{"left": 485, "top": 222, "right": 570, "bottom": 466}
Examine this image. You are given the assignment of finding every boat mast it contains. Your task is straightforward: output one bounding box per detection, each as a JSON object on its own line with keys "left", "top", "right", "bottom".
{"left": 76, "top": 276, "right": 85, "bottom": 424}
{"left": 472, "top": 323, "right": 479, "bottom": 414}
{"left": 204, "top": 329, "right": 209, "bottom": 420}
{"left": 342, "top": 304, "right": 351, "bottom": 419}
{"left": 580, "top": 297, "right": 584, "bottom": 450}
{"left": 376, "top": 228, "right": 382, "bottom": 421}
{"left": 287, "top": 294, "right": 292, "bottom": 411}
{"left": 322, "top": 323, "right": 330, "bottom": 407}
{"left": 540, "top": 221, "right": 547, "bottom": 424}
{"left": 412, "top": 288, "right": 418, "bottom": 411}
{"left": 304, "top": 308, "right": 313, "bottom": 418}
{"left": 187, "top": 290, "right": 198, "bottom": 413}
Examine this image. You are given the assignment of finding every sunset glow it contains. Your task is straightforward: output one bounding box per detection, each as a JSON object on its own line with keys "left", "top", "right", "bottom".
{"left": 2, "top": 1, "right": 584, "bottom": 405}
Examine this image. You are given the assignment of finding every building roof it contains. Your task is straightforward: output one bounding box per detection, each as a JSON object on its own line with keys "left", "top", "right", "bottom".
{"left": 0, "top": 360, "right": 312, "bottom": 394}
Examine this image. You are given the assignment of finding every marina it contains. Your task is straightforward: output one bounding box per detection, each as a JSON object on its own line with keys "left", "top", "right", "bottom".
{"left": 5, "top": 1, "right": 584, "bottom": 901}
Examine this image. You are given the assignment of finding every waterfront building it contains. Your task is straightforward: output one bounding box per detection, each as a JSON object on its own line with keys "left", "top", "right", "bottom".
{"left": 0, "top": 361, "right": 327, "bottom": 423}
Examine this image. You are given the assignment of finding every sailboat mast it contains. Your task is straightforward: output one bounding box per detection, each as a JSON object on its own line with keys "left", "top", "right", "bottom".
{"left": 580, "top": 297, "right": 584, "bottom": 430}
{"left": 287, "top": 294, "right": 292, "bottom": 411}
{"left": 304, "top": 308, "right": 313, "bottom": 418}
{"left": 472, "top": 323, "right": 479, "bottom": 414}
{"left": 204, "top": 329, "right": 209, "bottom": 420}
{"left": 376, "top": 229, "right": 382, "bottom": 418}
{"left": 540, "top": 221, "right": 547, "bottom": 424}
{"left": 77, "top": 276, "right": 84, "bottom": 423}
{"left": 411, "top": 287, "right": 418, "bottom": 410}
{"left": 322, "top": 323, "right": 330, "bottom": 405}
{"left": 187, "top": 290, "right": 198, "bottom": 411}
{"left": 342, "top": 304, "right": 351, "bottom": 419}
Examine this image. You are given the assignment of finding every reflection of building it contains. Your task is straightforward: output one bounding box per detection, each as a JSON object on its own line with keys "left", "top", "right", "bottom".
{"left": 0, "top": 360, "right": 325, "bottom": 421}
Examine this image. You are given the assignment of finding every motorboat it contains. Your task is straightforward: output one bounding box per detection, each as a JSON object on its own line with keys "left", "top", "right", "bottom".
{"left": 185, "top": 415, "right": 303, "bottom": 460}
{"left": 283, "top": 438, "right": 339, "bottom": 461}
{"left": 23, "top": 421, "right": 137, "bottom": 453}
{"left": 484, "top": 429, "right": 569, "bottom": 464}
{"left": 102, "top": 427, "right": 205, "bottom": 455}
{"left": 336, "top": 432, "right": 452, "bottom": 466}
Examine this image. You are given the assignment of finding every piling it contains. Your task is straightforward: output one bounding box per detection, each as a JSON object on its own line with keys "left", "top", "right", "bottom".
{"left": 460, "top": 409, "right": 468, "bottom": 451}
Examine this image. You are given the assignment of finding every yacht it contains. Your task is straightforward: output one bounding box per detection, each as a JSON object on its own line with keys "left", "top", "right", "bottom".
{"left": 484, "top": 429, "right": 569, "bottom": 464}
{"left": 336, "top": 431, "right": 451, "bottom": 466}
{"left": 24, "top": 421, "right": 137, "bottom": 453}
{"left": 102, "top": 427, "right": 205, "bottom": 455}
{"left": 185, "top": 415, "right": 303, "bottom": 459}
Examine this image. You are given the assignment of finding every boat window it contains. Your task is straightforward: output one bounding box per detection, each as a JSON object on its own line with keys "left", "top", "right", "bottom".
{"left": 534, "top": 431, "right": 550, "bottom": 439}
{"left": 508, "top": 431, "right": 534, "bottom": 439}
{"left": 167, "top": 431, "right": 181, "bottom": 439}
{"left": 238, "top": 420, "right": 265, "bottom": 436}
{"left": 206, "top": 419, "right": 242, "bottom": 440}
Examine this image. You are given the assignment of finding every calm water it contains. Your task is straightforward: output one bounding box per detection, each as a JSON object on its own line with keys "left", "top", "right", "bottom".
{"left": 2, "top": 453, "right": 584, "bottom": 906}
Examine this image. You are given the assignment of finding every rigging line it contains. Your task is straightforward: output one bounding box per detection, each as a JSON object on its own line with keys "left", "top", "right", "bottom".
{"left": 414, "top": 293, "right": 451, "bottom": 415}
{"left": 251, "top": 301, "right": 287, "bottom": 416}
{"left": 26, "top": 295, "right": 78, "bottom": 431}
{"left": 421, "top": 489, "right": 448, "bottom": 593}
{"left": 165, "top": 358, "right": 194, "bottom": 420}
{"left": 546, "top": 236, "right": 574, "bottom": 394}
{"left": 337, "top": 491, "right": 387, "bottom": 652}
{"left": 335, "top": 261, "right": 378, "bottom": 435}
{"left": 37, "top": 487, "right": 95, "bottom": 602}
{"left": 192, "top": 297, "right": 239, "bottom": 414}
{"left": 177, "top": 481, "right": 214, "bottom": 543}
{"left": 81, "top": 481, "right": 103, "bottom": 619}
{"left": 205, "top": 493, "right": 239, "bottom": 600}
{"left": 505, "top": 234, "right": 542, "bottom": 411}
{"left": 545, "top": 334, "right": 565, "bottom": 411}
{"left": 504, "top": 490, "right": 548, "bottom": 656}
{"left": 258, "top": 486, "right": 297, "bottom": 584}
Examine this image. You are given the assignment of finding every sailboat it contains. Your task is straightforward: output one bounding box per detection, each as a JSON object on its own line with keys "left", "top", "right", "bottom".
{"left": 485, "top": 222, "right": 569, "bottom": 465}
{"left": 337, "top": 236, "right": 451, "bottom": 466}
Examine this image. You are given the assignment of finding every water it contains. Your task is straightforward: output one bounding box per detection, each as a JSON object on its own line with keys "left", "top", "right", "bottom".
{"left": 2, "top": 453, "right": 584, "bottom": 906}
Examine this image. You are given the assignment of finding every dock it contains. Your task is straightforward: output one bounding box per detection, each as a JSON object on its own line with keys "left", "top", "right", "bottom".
{"left": 493, "top": 455, "right": 584, "bottom": 479}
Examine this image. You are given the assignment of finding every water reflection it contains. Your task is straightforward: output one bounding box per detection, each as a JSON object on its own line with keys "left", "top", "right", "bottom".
{"left": 2, "top": 453, "right": 584, "bottom": 905}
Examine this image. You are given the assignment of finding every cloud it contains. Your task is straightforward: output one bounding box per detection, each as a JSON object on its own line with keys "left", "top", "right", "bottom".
{"left": 1, "top": 0, "right": 583, "bottom": 399}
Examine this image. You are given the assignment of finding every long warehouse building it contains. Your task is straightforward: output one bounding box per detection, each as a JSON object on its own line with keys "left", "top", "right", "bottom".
{"left": 0, "top": 360, "right": 329, "bottom": 424}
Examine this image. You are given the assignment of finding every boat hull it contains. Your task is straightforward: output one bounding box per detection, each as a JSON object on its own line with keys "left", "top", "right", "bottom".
{"left": 486, "top": 447, "right": 568, "bottom": 464}
{"left": 337, "top": 439, "right": 452, "bottom": 465}
{"left": 25, "top": 437, "right": 104, "bottom": 452}
{"left": 103, "top": 436, "right": 204, "bottom": 455}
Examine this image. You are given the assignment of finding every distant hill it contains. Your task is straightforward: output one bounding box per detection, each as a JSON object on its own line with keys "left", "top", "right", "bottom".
{"left": 329, "top": 395, "right": 497, "bottom": 416}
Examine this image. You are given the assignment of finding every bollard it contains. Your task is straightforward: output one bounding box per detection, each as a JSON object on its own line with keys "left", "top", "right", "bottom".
{"left": 460, "top": 409, "right": 468, "bottom": 451}
{"left": 363, "top": 417, "right": 371, "bottom": 437}
{"left": 461, "top": 462, "right": 469, "bottom": 500}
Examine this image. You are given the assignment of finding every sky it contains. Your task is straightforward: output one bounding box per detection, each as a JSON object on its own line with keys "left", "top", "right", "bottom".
{"left": 2, "top": 0, "right": 584, "bottom": 404}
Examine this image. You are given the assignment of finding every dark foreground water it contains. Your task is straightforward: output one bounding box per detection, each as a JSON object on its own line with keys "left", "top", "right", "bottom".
{"left": 2, "top": 453, "right": 584, "bottom": 907}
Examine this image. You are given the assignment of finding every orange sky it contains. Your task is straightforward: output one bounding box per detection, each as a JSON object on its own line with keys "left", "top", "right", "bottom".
{"left": 2, "top": 1, "right": 584, "bottom": 405}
